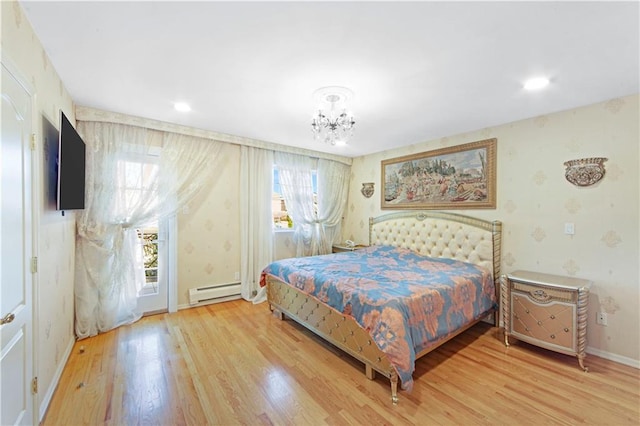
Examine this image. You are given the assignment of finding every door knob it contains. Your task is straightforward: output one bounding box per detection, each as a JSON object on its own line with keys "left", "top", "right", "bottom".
{"left": 0, "top": 313, "right": 15, "bottom": 325}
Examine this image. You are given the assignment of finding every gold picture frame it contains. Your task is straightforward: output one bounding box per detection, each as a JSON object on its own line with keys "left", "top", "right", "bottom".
{"left": 381, "top": 138, "right": 497, "bottom": 210}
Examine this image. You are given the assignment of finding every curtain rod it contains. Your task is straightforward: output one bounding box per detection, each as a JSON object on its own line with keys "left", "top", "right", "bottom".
{"left": 75, "top": 106, "right": 353, "bottom": 166}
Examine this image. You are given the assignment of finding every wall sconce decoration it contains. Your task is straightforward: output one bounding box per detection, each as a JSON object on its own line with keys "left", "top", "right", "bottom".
{"left": 564, "top": 157, "right": 607, "bottom": 187}
{"left": 361, "top": 182, "right": 375, "bottom": 198}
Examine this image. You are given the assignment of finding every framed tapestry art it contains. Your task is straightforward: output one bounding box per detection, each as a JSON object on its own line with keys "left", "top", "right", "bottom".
{"left": 381, "top": 138, "right": 496, "bottom": 209}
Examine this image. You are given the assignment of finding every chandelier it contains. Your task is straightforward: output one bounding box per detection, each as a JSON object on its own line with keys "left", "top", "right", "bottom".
{"left": 311, "top": 86, "right": 355, "bottom": 146}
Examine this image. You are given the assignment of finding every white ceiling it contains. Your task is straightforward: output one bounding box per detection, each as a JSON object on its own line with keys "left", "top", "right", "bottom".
{"left": 20, "top": 1, "right": 639, "bottom": 158}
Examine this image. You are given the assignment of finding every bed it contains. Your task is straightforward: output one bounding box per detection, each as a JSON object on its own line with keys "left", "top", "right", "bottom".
{"left": 260, "top": 211, "right": 502, "bottom": 403}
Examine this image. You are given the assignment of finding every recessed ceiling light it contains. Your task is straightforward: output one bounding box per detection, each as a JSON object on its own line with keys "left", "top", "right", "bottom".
{"left": 524, "top": 77, "right": 550, "bottom": 91}
{"left": 174, "top": 102, "right": 191, "bottom": 112}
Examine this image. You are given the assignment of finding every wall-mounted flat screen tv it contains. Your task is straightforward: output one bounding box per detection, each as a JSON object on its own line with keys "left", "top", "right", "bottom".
{"left": 57, "top": 111, "right": 86, "bottom": 210}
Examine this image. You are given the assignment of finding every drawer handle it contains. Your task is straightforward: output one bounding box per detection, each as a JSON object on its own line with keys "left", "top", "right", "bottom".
{"left": 564, "top": 328, "right": 569, "bottom": 332}
{"left": 537, "top": 320, "right": 542, "bottom": 326}
{"left": 550, "top": 334, "right": 556, "bottom": 339}
{"left": 550, "top": 315, "right": 555, "bottom": 319}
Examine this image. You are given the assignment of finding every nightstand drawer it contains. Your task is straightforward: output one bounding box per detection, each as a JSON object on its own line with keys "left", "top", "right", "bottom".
{"left": 511, "top": 291, "right": 575, "bottom": 352}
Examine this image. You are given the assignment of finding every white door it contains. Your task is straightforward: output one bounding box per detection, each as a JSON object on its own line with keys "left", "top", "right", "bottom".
{"left": 135, "top": 218, "right": 169, "bottom": 314}
{"left": 116, "top": 154, "right": 169, "bottom": 314}
{"left": 1, "top": 62, "right": 35, "bottom": 425}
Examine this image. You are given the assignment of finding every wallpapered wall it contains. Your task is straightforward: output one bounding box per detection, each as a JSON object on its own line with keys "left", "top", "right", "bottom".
{"left": 343, "top": 94, "right": 639, "bottom": 365}
{"left": 176, "top": 142, "right": 296, "bottom": 307}
{"left": 3, "top": 0, "right": 77, "bottom": 417}
{"left": 176, "top": 143, "right": 241, "bottom": 305}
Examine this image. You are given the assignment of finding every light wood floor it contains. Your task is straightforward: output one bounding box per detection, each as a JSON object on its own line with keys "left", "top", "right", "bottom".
{"left": 43, "top": 300, "right": 640, "bottom": 425}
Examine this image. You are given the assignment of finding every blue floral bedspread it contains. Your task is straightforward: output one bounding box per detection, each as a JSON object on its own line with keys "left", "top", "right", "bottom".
{"left": 260, "top": 245, "right": 496, "bottom": 390}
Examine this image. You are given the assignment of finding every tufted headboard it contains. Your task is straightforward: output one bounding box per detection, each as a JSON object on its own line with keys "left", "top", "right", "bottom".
{"left": 369, "top": 211, "right": 502, "bottom": 284}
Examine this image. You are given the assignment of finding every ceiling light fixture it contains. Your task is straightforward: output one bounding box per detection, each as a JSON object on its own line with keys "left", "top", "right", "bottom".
{"left": 311, "top": 86, "right": 355, "bottom": 146}
{"left": 523, "top": 77, "right": 550, "bottom": 91}
{"left": 174, "top": 102, "right": 191, "bottom": 112}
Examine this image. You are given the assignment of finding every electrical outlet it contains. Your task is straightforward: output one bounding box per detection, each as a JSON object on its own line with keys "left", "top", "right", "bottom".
{"left": 234, "top": 271, "right": 240, "bottom": 281}
{"left": 596, "top": 312, "right": 608, "bottom": 326}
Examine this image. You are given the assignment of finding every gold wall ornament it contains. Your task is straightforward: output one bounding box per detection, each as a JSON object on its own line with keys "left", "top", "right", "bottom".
{"left": 564, "top": 157, "right": 607, "bottom": 187}
{"left": 361, "top": 182, "right": 375, "bottom": 198}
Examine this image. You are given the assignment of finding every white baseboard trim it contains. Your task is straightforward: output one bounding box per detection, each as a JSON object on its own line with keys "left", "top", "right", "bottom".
{"left": 586, "top": 346, "right": 640, "bottom": 369}
{"left": 39, "top": 336, "right": 75, "bottom": 422}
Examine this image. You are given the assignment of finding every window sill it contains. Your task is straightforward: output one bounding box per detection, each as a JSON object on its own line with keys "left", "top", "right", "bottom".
{"left": 273, "top": 228, "right": 294, "bottom": 234}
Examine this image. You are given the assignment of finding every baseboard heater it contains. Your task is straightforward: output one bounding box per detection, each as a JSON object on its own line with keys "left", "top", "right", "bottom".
{"left": 188, "top": 281, "right": 241, "bottom": 305}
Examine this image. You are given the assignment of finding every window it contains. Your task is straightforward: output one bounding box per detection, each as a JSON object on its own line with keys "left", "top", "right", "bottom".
{"left": 114, "top": 157, "right": 158, "bottom": 221}
{"left": 136, "top": 227, "right": 158, "bottom": 293}
{"left": 272, "top": 168, "right": 289, "bottom": 229}
{"left": 115, "top": 155, "right": 163, "bottom": 298}
{"left": 272, "top": 167, "right": 317, "bottom": 229}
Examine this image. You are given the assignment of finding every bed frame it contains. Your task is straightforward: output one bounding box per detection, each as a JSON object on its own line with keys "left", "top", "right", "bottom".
{"left": 265, "top": 211, "right": 502, "bottom": 403}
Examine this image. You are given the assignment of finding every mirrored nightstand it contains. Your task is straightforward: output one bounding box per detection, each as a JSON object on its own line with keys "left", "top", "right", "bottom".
{"left": 501, "top": 270, "right": 591, "bottom": 372}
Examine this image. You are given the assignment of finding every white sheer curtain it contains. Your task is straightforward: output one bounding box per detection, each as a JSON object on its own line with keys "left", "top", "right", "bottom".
{"left": 275, "top": 152, "right": 350, "bottom": 257}
{"left": 239, "top": 146, "right": 274, "bottom": 302}
{"left": 75, "top": 121, "right": 223, "bottom": 338}
{"left": 275, "top": 152, "right": 317, "bottom": 256}
{"left": 317, "top": 158, "right": 351, "bottom": 250}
